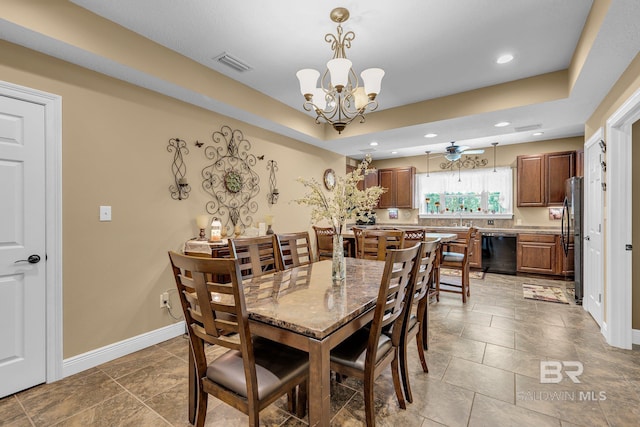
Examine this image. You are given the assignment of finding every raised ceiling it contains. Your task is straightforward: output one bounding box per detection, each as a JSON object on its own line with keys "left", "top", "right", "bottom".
{"left": 4, "top": 1, "right": 640, "bottom": 159}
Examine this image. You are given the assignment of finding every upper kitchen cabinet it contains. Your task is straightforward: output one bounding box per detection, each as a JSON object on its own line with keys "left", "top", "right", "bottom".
{"left": 377, "top": 167, "right": 416, "bottom": 209}
{"left": 517, "top": 151, "right": 575, "bottom": 207}
{"left": 347, "top": 164, "right": 379, "bottom": 191}
{"left": 575, "top": 149, "right": 584, "bottom": 177}
{"left": 546, "top": 151, "right": 575, "bottom": 205}
{"left": 517, "top": 154, "right": 546, "bottom": 206}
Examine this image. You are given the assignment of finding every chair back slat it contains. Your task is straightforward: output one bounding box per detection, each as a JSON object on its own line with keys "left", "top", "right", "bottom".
{"left": 313, "top": 226, "right": 336, "bottom": 260}
{"left": 411, "top": 239, "right": 440, "bottom": 302}
{"left": 367, "top": 245, "right": 420, "bottom": 362}
{"left": 230, "top": 235, "right": 280, "bottom": 279}
{"left": 276, "top": 232, "right": 312, "bottom": 269}
{"left": 402, "top": 228, "right": 426, "bottom": 248}
{"left": 356, "top": 228, "right": 405, "bottom": 261}
{"left": 168, "top": 252, "right": 252, "bottom": 354}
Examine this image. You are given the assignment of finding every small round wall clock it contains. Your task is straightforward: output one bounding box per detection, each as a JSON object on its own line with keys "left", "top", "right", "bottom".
{"left": 323, "top": 168, "right": 336, "bottom": 191}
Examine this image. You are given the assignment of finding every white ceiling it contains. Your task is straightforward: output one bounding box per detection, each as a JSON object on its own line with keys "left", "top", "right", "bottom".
{"left": 7, "top": 1, "right": 640, "bottom": 159}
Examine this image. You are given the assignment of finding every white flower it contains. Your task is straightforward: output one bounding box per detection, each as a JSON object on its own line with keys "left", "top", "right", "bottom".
{"left": 295, "top": 155, "right": 385, "bottom": 234}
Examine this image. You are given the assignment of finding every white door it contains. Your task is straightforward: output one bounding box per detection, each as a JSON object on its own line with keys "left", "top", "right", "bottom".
{"left": 584, "top": 134, "right": 604, "bottom": 326}
{"left": 0, "top": 95, "right": 47, "bottom": 398}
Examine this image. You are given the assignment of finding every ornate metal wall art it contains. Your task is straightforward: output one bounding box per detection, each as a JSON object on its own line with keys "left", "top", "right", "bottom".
{"left": 167, "top": 137, "right": 190, "bottom": 200}
{"left": 267, "top": 160, "right": 279, "bottom": 205}
{"left": 201, "top": 126, "right": 261, "bottom": 234}
{"left": 439, "top": 155, "right": 488, "bottom": 170}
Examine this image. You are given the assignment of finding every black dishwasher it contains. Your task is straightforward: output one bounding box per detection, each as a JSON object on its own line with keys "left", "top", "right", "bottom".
{"left": 482, "top": 233, "right": 517, "bottom": 275}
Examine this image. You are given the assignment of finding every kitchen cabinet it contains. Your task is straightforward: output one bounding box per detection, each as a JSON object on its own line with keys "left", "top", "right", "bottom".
{"left": 575, "top": 149, "right": 584, "bottom": 177}
{"left": 517, "top": 155, "right": 546, "bottom": 206}
{"left": 546, "top": 151, "right": 575, "bottom": 205}
{"left": 348, "top": 164, "right": 379, "bottom": 192}
{"left": 377, "top": 167, "right": 415, "bottom": 208}
{"left": 516, "top": 233, "right": 574, "bottom": 276}
{"left": 516, "top": 234, "right": 557, "bottom": 275}
{"left": 469, "top": 232, "right": 482, "bottom": 269}
{"left": 517, "top": 151, "right": 575, "bottom": 207}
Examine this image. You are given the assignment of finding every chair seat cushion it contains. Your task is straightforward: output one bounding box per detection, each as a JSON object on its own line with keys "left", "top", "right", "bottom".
{"left": 206, "top": 337, "right": 308, "bottom": 400}
{"left": 330, "top": 328, "right": 392, "bottom": 371}
{"left": 441, "top": 251, "right": 464, "bottom": 263}
{"left": 382, "top": 313, "right": 417, "bottom": 337}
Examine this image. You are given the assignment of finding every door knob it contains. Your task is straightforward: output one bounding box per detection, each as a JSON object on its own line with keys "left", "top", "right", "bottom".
{"left": 584, "top": 236, "right": 590, "bottom": 241}
{"left": 14, "top": 254, "right": 41, "bottom": 264}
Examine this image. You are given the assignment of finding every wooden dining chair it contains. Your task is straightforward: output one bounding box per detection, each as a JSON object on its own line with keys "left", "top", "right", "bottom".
{"left": 168, "top": 252, "right": 308, "bottom": 427}
{"left": 397, "top": 238, "right": 440, "bottom": 403}
{"left": 276, "top": 231, "right": 312, "bottom": 269}
{"left": 312, "top": 225, "right": 351, "bottom": 260}
{"left": 437, "top": 227, "right": 477, "bottom": 303}
{"left": 330, "top": 244, "right": 421, "bottom": 427}
{"left": 229, "top": 235, "right": 281, "bottom": 279}
{"left": 401, "top": 228, "right": 426, "bottom": 248}
{"left": 355, "top": 228, "right": 405, "bottom": 261}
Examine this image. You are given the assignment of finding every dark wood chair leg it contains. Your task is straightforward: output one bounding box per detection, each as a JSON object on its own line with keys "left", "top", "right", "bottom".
{"left": 296, "top": 381, "right": 307, "bottom": 418}
{"left": 391, "top": 355, "right": 407, "bottom": 409}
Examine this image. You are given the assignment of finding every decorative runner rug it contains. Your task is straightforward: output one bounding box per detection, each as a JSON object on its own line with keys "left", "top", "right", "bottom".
{"left": 440, "top": 268, "right": 485, "bottom": 280}
{"left": 522, "top": 284, "right": 569, "bottom": 304}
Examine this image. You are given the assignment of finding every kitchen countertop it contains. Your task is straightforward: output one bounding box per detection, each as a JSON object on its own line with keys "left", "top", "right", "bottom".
{"left": 350, "top": 223, "right": 563, "bottom": 235}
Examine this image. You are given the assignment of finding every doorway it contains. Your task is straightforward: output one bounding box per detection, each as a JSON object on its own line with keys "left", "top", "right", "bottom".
{"left": 606, "top": 87, "right": 640, "bottom": 349}
{"left": 0, "top": 80, "right": 63, "bottom": 396}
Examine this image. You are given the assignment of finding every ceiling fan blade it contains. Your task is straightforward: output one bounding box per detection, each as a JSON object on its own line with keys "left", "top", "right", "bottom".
{"left": 462, "top": 149, "right": 484, "bottom": 154}
{"left": 456, "top": 145, "right": 470, "bottom": 152}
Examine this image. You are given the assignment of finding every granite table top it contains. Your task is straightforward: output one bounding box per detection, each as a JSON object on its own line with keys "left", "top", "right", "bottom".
{"left": 242, "top": 258, "right": 386, "bottom": 340}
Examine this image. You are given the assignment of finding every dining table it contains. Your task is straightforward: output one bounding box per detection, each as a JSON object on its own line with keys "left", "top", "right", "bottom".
{"left": 186, "top": 232, "right": 457, "bottom": 426}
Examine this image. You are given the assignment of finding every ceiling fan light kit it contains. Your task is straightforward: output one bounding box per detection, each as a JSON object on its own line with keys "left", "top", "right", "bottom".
{"left": 296, "top": 7, "right": 384, "bottom": 134}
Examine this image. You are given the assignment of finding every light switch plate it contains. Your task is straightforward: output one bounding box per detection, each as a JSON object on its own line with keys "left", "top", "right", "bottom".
{"left": 100, "top": 206, "right": 112, "bottom": 221}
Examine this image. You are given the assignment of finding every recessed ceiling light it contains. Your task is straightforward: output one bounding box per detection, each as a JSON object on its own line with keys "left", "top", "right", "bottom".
{"left": 496, "top": 54, "right": 514, "bottom": 64}
{"left": 533, "top": 132, "right": 544, "bottom": 136}
{"left": 391, "top": 151, "right": 398, "bottom": 154}
{"left": 494, "top": 121, "right": 510, "bottom": 127}
{"left": 370, "top": 141, "right": 378, "bottom": 146}
{"left": 424, "top": 133, "right": 437, "bottom": 138}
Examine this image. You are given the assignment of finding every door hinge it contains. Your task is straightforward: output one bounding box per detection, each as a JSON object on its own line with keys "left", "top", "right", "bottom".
{"left": 626, "top": 244, "right": 632, "bottom": 251}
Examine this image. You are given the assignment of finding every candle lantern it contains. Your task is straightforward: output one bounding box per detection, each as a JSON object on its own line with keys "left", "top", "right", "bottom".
{"left": 210, "top": 217, "right": 222, "bottom": 242}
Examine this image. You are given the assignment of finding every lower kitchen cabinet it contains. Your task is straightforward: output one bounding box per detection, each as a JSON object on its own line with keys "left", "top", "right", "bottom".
{"left": 517, "top": 234, "right": 557, "bottom": 275}
{"left": 469, "top": 233, "right": 482, "bottom": 269}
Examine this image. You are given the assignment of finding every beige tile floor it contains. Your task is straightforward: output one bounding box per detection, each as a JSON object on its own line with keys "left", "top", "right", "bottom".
{"left": 2, "top": 273, "right": 639, "bottom": 426}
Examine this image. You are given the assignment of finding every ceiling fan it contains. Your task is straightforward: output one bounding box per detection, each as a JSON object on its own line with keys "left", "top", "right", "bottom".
{"left": 442, "top": 141, "right": 484, "bottom": 161}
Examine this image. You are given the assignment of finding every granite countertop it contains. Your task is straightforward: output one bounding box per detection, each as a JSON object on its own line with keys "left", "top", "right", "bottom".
{"left": 351, "top": 223, "right": 563, "bottom": 235}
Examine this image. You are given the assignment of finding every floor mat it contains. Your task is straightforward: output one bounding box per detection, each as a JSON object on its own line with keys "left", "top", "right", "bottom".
{"left": 522, "top": 284, "right": 569, "bottom": 304}
{"left": 440, "top": 268, "right": 485, "bottom": 279}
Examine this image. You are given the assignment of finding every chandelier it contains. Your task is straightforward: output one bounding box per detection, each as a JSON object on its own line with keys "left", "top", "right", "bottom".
{"left": 296, "top": 7, "right": 384, "bottom": 134}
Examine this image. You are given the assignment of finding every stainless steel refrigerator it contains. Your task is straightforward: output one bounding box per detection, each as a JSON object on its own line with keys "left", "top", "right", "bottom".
{"left": 561, "top": 176, "right": 583, "bottom": 304}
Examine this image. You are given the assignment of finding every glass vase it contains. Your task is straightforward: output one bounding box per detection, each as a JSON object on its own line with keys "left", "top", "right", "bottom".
{"left": 332, "top": 234, "right": 346, "bottom": 281}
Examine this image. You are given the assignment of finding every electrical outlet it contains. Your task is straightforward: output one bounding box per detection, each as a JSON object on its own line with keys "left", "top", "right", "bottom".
{"left": 160, "top": 292, "right": 169, "bottom": 308}
{"left": 488, "top": 219, "right": 494, "bottom": 225}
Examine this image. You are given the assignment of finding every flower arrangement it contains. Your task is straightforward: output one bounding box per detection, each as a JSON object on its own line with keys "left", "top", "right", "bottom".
{"left": 295, "top": 155, "right": 384, "bottom": 234}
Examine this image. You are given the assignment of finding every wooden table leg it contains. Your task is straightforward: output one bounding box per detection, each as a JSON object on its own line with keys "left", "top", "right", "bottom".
{"left": 188, "top": 343, "right": 196, "bottom": 424}
{"left": 307, "top": 338, "right": 331, "bottom": 427}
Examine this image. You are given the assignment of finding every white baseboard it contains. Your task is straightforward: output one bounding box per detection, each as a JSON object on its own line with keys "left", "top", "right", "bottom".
{"left": 62, "top": 321, "right": 185, "bottom": 378}
{"left": 633, "top": 329, "right": 640, "bottom": 345}
{"left": 601, "top": 321, "right": 609, "bottom": 343}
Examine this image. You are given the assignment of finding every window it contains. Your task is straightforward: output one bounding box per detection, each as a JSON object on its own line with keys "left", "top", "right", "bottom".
{"left": 417, "top": 167, "right": 513, "bottom": 217}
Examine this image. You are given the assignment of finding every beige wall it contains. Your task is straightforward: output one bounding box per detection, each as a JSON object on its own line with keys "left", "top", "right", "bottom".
{"left": 0, "top": 40, "right": 343, "bottom": 358}
{"left": 368, "top": 137, "right": 584, "bottom": 226}
{"left": 585, "top": 52, "right": 640, "bottom": 330}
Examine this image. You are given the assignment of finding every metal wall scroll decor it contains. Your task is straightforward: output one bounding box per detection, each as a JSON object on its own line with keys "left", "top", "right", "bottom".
{"left": 167, "top": 137, "right": 190, "bottom": 200}
{"left": 267, "top": 160, "right": 279, "bottom": 205}
{"left": 439, "top": 155, "right": 488, "bottom": 171}
{"left": 201, "top": 125, "right": 261, "bottom": 234}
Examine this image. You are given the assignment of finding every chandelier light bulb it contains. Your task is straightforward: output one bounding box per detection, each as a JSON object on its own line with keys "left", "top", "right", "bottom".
{"left": 296, "top": 69, "right": 320, "bottom": 98}
{"left": 361, "top": 68, "right": 385, "bottom": 97}
{"left": 327, "top": 58, "right": 352, "bottom": 91}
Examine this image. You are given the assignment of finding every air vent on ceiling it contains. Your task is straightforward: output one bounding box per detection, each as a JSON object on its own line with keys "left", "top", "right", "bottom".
{"left": 359, "top": 148, "right": 377, "bottom": 153}
{"left": 213, "top": 52, "right": 252, "bottom": 72}
{"left": 514, "top": 124, "right": 542, "bottom": 132}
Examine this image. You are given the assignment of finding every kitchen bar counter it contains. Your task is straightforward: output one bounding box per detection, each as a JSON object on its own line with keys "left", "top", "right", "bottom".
{"left": 351, "top": 224, "right": 563, "bottom": 235}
